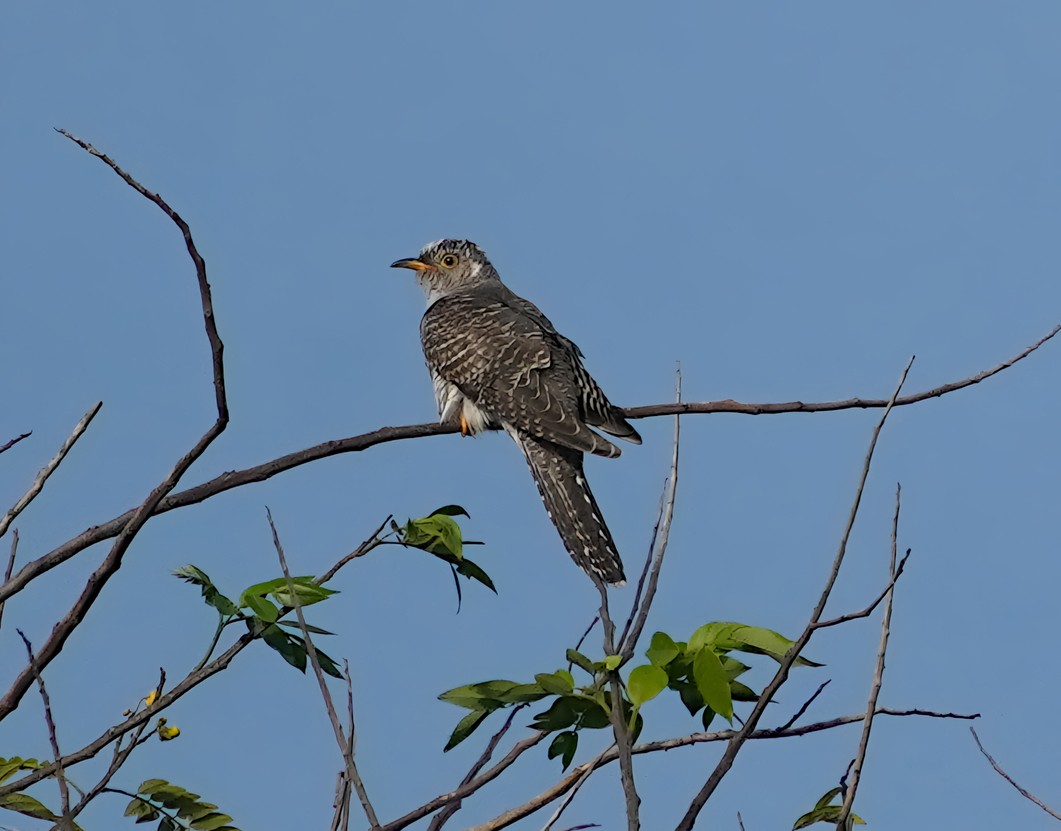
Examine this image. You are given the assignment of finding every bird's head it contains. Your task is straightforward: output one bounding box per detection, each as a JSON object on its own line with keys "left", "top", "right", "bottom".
{"left": 391, "top": 239, "right": 499, "bottom": 300}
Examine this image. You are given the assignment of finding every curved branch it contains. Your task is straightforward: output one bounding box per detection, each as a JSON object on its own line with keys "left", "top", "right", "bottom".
{"left": 2, "top": 325, "right": 1056, "bottom": 606}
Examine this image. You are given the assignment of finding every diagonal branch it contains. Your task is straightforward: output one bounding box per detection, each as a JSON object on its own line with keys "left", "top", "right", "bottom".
{"left": 4, "top": 324, "right": 1055, "bottom": 606}
{"left": 836, "top": 484, "right": 903, "bottom": 828}
{"left": 970, "top": 727, "right": 1061, "bottom": 822}
{"left": 464, "top": 708, "right": 978, "bottom": 831}
{"left": 0, "top": 432, "right": 32, "bottom": 456}
{"left": 0, "top": 402, "right": 102, "bottom": 541}
{"left": 619, "top": 369, "right": 681, "bottom": 661}
{"left": 675, "top": 357, "right": 915, "bottom": 831}
{"left": 0, "top": 131, "right": 229, "bottom": 722}
{"left": 268, "top": 510, "right": 380, "bottom": 830}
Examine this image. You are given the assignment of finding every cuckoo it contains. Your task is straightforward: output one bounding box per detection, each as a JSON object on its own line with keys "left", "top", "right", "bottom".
{"left": 392, "top": 239, "right": 641, "bottom": 586}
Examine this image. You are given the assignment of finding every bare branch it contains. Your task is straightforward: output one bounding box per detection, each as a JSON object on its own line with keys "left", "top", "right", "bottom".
{"left": 970, "top": 727, "right": 1061, "bottom": 822}
{"left": 619, "top": 368, "right": 681, "bottom": 661}
{"left": 625, "top": 324, "right": 1059, "bottom": 420}
{"left": 7, "top": 324, "right": 1055, "bottom": 606}
{"left": 0, "top": 402, "right": 102, "bottom": 541}
{"left": 675, "top": 357, "right": 915, "bottom": 831}
{"left": 316, "top": 515, "right": 393, "bottom": 585}
{"left": 542, "top": 749, "right": 610, "bottom": 831}
{"left": 837, "top": 484, "right": 903, "bottom": 828}
{"left": 595, "top": 582, "right": 639, "bottom": 830}
{"left": 0, "top": 432, "right": 32, "bottom": 456}
{"left": 465, "top": 708, "right": 977, "bottom": 831}
{"left": 268, "top": 509, "right": 380, "bottom": 830}
{"left": 0, "top": 635, "right": 252, "bottom": 798}
{"left": 17, "top": 630, "right": 72, "bottom": 828}
{"left": 777, "top": 680, "right": 832, "bottom": 732}
{"left": 0, "top": 132, "right": 229, "bottom": 722}
{"left": 813, "top": 548, "right": 912, "bottom": 629}
{"left": 378, "top": 731, "right": 549, "bottom": 831}
{"left": 0, "top": 530, "right": 18, "bottom": 630}
{"left": 427, "top": 706, "right": 527, "bottom": 831}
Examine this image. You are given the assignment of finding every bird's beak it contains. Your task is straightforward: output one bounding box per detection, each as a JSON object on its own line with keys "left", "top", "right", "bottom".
{"left": 390, "top": 257, "right": 435, "bottom": 272}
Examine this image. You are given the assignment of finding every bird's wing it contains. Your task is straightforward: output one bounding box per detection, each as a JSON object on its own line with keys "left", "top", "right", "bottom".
{"left": 421, "top": 291, "right": 621, "bottom": 457}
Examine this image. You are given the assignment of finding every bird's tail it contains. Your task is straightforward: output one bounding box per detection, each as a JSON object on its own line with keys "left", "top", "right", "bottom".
{"left": 515, "top": 432, "right": 626, "bottom": 586}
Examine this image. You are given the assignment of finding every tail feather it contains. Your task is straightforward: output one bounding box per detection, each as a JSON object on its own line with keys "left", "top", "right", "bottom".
{"left": 515, "top": 432, "right": 626, "bottom": 586}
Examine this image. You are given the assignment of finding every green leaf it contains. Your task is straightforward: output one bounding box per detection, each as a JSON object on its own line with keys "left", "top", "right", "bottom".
{"left": 793, "top": 805, "right": 866, "bottom": 828}
{"left": 125, "top": 797, "right": 158, "bottom": 821}
{"left": 701, "top": 706, "right": 716, "bottom": 730}
{"left": 260, "top": 624, "right": 306, "bottom": 672}
{"left": 535, "top": 671, "right": 575, "bottom": 696}
{"left": 0, "top": 792, "right": 57, "bottom": 820}
{"left": 672, "top": 679, "right": 704, "bottom": 716}
{"left": 0, "top": 757, "right": 42, "bottom": 785}
{"left": 241, "top": 577, "right": 337, "bottom": 609}
{"left": 691, "top": 622, "right": 821, "bottom": 667}
{"left": 572, "top": 697, "right": 612, "bottom": 729}
{"left": 814, "top": 788, "right": 843, "bottom": 810}
{"left": 271, "top": 580, "right": 338, "bottom": 609}
{"left": 160, "top": 817, "right": 180, "bottom": 831}
{"left": 136, "top": 779, "right": 170, "bottom": 793}
{"left": 603, "top": 654, "right": 622, "bottom": 671}
{"left": 627, "top": 665, "right": 668, "bottom": 706}
{"left": 693, "top": 648, "right": 733, "bottom": 721}
{"left": 730, "top": 680, "right": 759, "bottom": 702}
{"left": 548, "top": 731, "right": 578, "bottom": 771}
{"left": 566, "top": 649, "right": 596, "bottom": 675}
{"left": 175, "top": 565, "right": 240, "bottom": 616}
{"left": 276, "top": 620, "right": 335, "bottom": 636}
{"left": 401, "top": 514, "right": 465, "bottom": 561}
{"left": 311, "top": 646, "right": 344, "bottom": 679}
{"left": 530, "top": 697, "right": 580, "bottom": 732}
{"left": 191, "top": 814, "right": 236, "bottom": 831}
{"left": 445, "top": 709, "right": 491, "bottom": 751}
{"left": 645, "top": 632, "right": 680, "bottom": 667}
{"left": 431, "top": 504, "right": 470, "bottom": 518}
{"left": 439, "top": 680, "right": 520, "bottom": 710}
{"left": 455, "top": 557, "right": 497, "bottom": 593}
{"left": 242, "top": 592, "right": 278, "bottom": 623}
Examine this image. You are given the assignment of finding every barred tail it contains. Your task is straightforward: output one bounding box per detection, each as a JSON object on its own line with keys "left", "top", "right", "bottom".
{"left": 515, "top": 432, "right": 626, "bottom": 586}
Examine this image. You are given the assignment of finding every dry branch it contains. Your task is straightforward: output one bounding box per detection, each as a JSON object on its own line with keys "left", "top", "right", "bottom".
{"left": 970, "top": 727, "right": 1061, "bottom": 822}
{"left": 3, "top": 323, "right": 1055, "bottom": 607}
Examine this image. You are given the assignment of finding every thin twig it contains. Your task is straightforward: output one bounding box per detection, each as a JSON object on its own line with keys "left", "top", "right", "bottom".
{"left": 813, "top": 549, "right": 912, "bottom": 629}
{"left": 316, "top": 515, "right": 393, "bottom": 585}
{"left": 268, "top": 509, "right": 380, "bottom": 830}
{"left": 463, "top": 708, "right": 977, "bottom": 831}
{"left": 0, "top": 432, "right": 31, "bottom": 455}
{"left": 0, "top": 636, "right": 252, "bottom": 798}
{"left": 970, "top": 727, "right": 1061, "bottom": 821}
{"left": 17, "top": 630, "right": 72, "bottom": 829}
{"left": 7, "top": 324, "right": 1055, "bottom": 606}
{"left": 596, "top": 582, "right": 639, "bottom": 830}
{"left": 542, "top": 747, "right": 612, "bottom": 831}
{"left": 675, "top": 357, "right": 916, "bottom": 831}
{"left": 836, "top": 484, "right": 903, "bottom": 828}
{"left": 427, "top": 706, "right": 527, "bottom": 831}
{"left": 0, "top": 402, "right": 102, "bottom": 541}
{"left": 619, "top": 368, "right": 681, "bottom": 661}
{"left": 377, "top": 731, "right": 550, "bottom": 831}
{"left": 778, "top": 680, "right": 832, "bottom": 731}
{"left": 0, "top": 530, "right": 18, "bottom": 629}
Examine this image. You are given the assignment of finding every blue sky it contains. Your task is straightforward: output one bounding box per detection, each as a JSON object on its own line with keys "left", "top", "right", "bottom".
{"left": 2, "top": 3, "right": 1060, "bottom": 829}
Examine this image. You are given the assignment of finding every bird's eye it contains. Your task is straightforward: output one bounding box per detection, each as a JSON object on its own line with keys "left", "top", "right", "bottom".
{"left": 439, "top": 253, "right": 459, "bottom": 269}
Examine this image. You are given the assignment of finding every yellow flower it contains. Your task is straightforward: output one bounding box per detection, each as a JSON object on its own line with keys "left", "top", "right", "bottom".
{"left": 158, "top": 725, "right": 181, "bottom": 741}
{"left": 145, "top": 689, "right": 159, "bottom": 707}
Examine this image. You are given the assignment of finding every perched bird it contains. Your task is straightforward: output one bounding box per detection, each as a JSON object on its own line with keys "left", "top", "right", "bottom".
{"left": 392, "top": 239, "right": 641, "bottom": 586}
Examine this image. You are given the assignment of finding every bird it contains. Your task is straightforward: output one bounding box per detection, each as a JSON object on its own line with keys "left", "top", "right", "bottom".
{"left": 391, "top": 239, "right": 641, "bottom": 586}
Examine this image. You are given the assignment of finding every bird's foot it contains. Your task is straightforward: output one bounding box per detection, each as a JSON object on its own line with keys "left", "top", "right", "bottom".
{"left": 460, "top": 414, "right": 470, "bottom": 436}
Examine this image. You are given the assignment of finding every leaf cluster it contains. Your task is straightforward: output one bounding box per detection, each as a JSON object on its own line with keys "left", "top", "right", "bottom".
{"left": 438, "top": 621, "right": 819, "bottom": 772}
{"left": 393, "top": 505, "right": 495, "bottom": 606}
{"left": 793, "top": 787, "right": 866, "bottom": 828}
{"left": 124, "top": 778, "right": 239, "bottom": 831}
